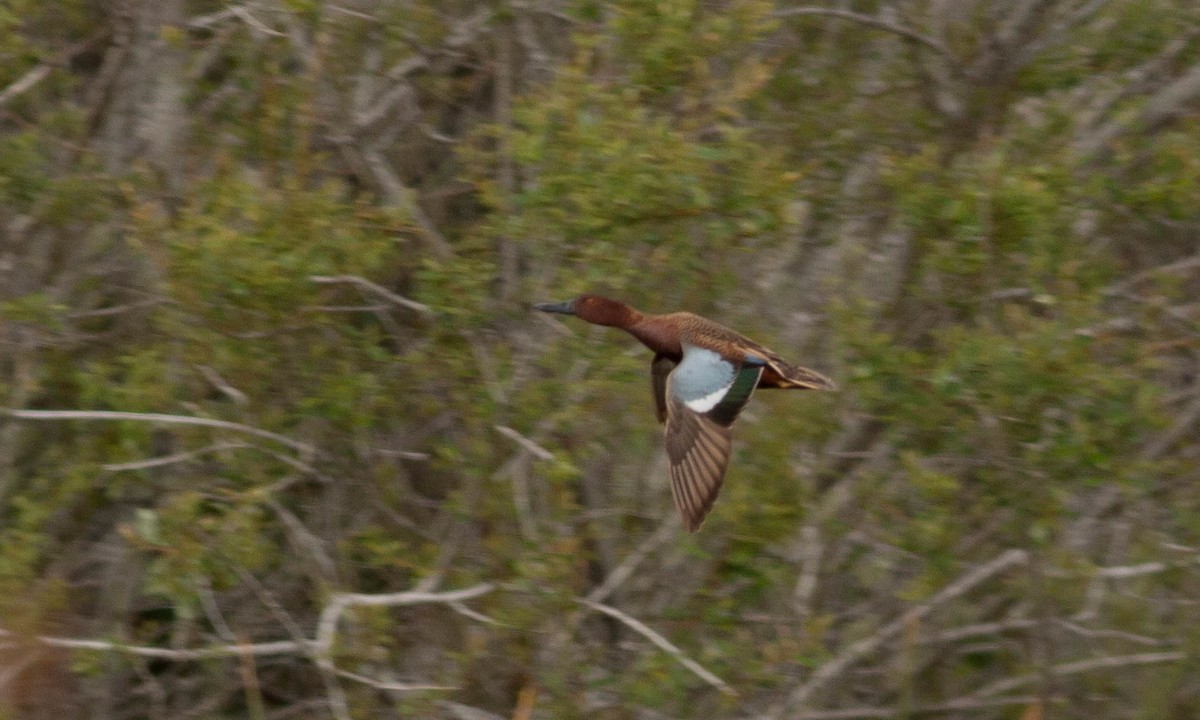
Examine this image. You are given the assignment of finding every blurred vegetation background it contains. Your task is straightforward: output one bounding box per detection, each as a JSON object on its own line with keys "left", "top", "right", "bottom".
{"left": 2, "top": 1, "right": 1199, "bottom": 718}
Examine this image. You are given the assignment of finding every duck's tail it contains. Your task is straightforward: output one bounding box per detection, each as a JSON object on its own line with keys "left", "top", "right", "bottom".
{"left": 763, "top": 359, "right": 837, "bottom": 391}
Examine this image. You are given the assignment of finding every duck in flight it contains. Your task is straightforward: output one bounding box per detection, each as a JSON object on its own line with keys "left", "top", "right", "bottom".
{"left": 535, "top": 294, "right": 835, "bottom": 531}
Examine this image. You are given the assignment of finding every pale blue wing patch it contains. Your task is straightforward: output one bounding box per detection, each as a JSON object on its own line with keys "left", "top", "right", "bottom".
{"left": 669, "top": 346, "right": 737, "bottom": 413}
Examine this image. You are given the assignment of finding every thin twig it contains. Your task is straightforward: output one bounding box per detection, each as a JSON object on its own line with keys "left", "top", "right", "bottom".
{"left": 920, "top": 617, "right": 1038, "bottom": 645}
{"left": 494, "top": 425, "right": 555, "bottom": 461}
{"left": 0, "top": 630, "right": 306, "bottom": 660}
{"left": 585, "top": 513, "right": 678, "bottom": 604}
{"left": 577, "top": 598, "right": 736, "bottom": 696}
{"left": 1105, "top": 252, "right": 1200, "bottom": 297}
{"left": 0, "top": 584, "right": 493, "bottom": 660}
{"left": 197, "top": 365, "right": 250, "bottom": 405}
{"left": 775, "top": 549, "right": 1029, "bottom": 714}
{"left": 101, "top": 441, "right": 248, "bottom": 472}
{"left": 0, "top": 64, "right": 52, "bottom": 109}
{"left": 309, "top": 275, "right": 432, "bottom": 314}
{"left": 785, "top": 694, "right": 1042, "bottom": 719}
{"left": 775, "top": 7, "right": 950, "bottom": 57}
{"left": 332, "top": 667, "right": 456, "bottom": 692}
{"left": 231, "top": 5, "right": 286, "bottom": 37}
{"left": 972, "top": 651, "right": 1185, "bottom": 699}
{"left": 4, "top": 408, "right": 314, "bottom": 455}
{"left": 313, "top": 584, "right": 496, "bottom": 656}
{"left": 793, "top": 524, "right": 823, "bottom": 619}
{"left": 264, "top": 498, "right": 338, "bottom": 581}
{"left": 1077, "top": 61, "right": 1200, "bottom": 159}
{"left": 1142, "top": 392, "right": 1200, "bottom": 461}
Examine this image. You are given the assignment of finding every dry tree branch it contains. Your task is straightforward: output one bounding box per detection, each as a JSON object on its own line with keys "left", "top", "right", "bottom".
{"left": 0, "top": 580, "right": 493, "bottom": 715}
{"left": 328, "top": 141, "right": 455, "bottom": 260}
{"left": 972, "top": 651, "right": 1186, "bottom": 699}
{"left": 228, "top": 5, "right": 286, "bottom": 37}
{"left": 577, "top": 597, "right": 736, "bottom": 696}
{"left": 775, "top": 7, "right": 951, "bottom": 57}
{"left": 3, "top": 408, "right": 314, "bottom": 455}
{"left": 774, "top": 548, "right": 1030, "bottom": 714}
{"left": 1057, "top": 561, "right": 1170, "bottom": 580}
{"left": 0, "top": 582, "right": 493, "bottom": 661}
{"left": 1076, "top": 60, "right": 1200, "bottom": 159}
{"left": 778, "top": 650, "right": 1186, "bottom": 719}
{"left": 0, "top": 65, "right": 52, "bottom": 110}
{"left": 1104, "top": 251, "right": 1200, "bottom": 297}
{"left": 197, "top": 364, "right": 250, "bottom": 405}
{"left": 101, "top": 441, "right": 249, "bottom": 472}
{"left": 793, "top": 523, "right": 823, "bottom": 619}
{"left": 309, "top": 274, "right": 432, "bottom": 315}
{"left": 1055, "top": 619, "right": 1167, "bottom": 647}
{"left": 920, "top": 617, "right": 1039, "bottom": 645}
{"left": 333, "top": 666, "right": 457, "bottom": 692}
{"left": 440, "top": 701, "right": 506, "bottom": 720}
{"left": 782, "top": 694, "right": 1043, "bottom": 719}
{"left": 493, "top": 425, "right": 555, "bottom": 540}
{"left": 1018, "top": 0, "right": 1114, "bottom": 63}
{"left": 494, "top": 425, "right": 555, "bottom": 461}
{"left": 264, "top": 497, "right": 338, "bottom": 581}
{"left": 0, "top": 631, "right": 306, "bottom": 661}
{"left": 0, "top": 27, "right": 111, "bottom": 111}
{"left": 536, "top": 513, "right": 679, "bottom": 675}
{"left": 1141, "top": 392, "right": 1200, "bottom": 462}
{"left": 312, "top": 583, "right": 496, "bottom": 656}
{"left": 585, "top": 513, "right": 678, "bottom": 604}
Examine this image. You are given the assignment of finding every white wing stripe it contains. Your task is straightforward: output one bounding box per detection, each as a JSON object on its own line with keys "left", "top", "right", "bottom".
{"left": 683, "top": 381, "right": 731, "bottom": 412}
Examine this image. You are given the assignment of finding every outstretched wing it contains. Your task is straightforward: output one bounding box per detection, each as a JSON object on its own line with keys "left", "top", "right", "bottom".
{"left": 664, "top": 347, "right": 763, "bottom": 531}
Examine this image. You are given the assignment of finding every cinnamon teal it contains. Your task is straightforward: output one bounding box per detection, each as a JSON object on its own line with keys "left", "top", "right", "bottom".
{"left": 535, "top": 294, "right": 835, "bottom": 532}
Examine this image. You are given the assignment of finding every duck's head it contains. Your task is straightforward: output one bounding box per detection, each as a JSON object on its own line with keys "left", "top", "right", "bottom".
{"left": 534, "top": 294, "right": 638, "bottom": 328}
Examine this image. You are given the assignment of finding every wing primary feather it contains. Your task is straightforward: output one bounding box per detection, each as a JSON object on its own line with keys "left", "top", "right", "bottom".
{"left": 694, "top": 430, "right": 724, "bottom": 469}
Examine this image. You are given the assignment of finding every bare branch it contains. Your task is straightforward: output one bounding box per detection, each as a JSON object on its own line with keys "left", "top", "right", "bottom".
{"left": 1105, "top": 252, "right": 1200, "bottom": 297}
{"left": 585, "top": 513, "right": 678, "bottom": 604}
{"left": 265, "top": 498, "right": 338, "bottom": 581}
{"left": 792, "top": 523, "right": 823, "bottom": 619}
{"left": 440, "top": 701, "right": 506, "bottom": 720}
{"left": 332, "top": 667, "right": 456, "bottom": 692}
{"left": 775, "top": 549, "right": 1029, "bottom": 714}
{"left": 974, "top": 651, "right": 1186, "bottom": 698}
{"left": 0, "top": 64, "right": 52, "bottom": 110}
{"left": 3, "top": 408, "right": 314, "bottom": 455}
{"left": 1142, "top": 392, "right": 1200, "bottom": 462}
{"left": 0, "top": 581, "right": 494, "bottom": 701}
{"left": 0, "top": 630, "right": 306, "bottom": 661}
{"left": 921, "top": 617, "right": 1038, "bottom": 645}
{"left": 1018, "top": 0, "right": 1115, "bottom": 63}
{"left": 787, "top": 695, "right": 1043, "bottom": 719}
{"left": 101, "top": 441, "right": 248, "bottom": 472}
{"left": 310, "top": 274, "right": 432, "bottom": 315}
{"left": 187, "top": 6, "right": 239, "bottom": 30}
{"left": 230, "top": 5, "right": 286, "bottom": 37}
{"left": 329, "top": 141, "right": 454, "bottom": 260}
{"left": 197, "top": 364, "right": 250, "bottom": 405}
{"left": 775, "top": 7, "right": 951, "bottom": 57}
{"left": 1077, "top": 61, "right": 1200, "bottom": 158}
{"left": 314, "top": 583, "right": 496, "bottom": 657}
{"left": 577, "top": 597, "right": 736, "bottom": 696}
{"left": 494, "top": 425, "right": 555, "bottom": 461}
{"left": 1056, "top": 620, "right": 1167, "bottom": 647}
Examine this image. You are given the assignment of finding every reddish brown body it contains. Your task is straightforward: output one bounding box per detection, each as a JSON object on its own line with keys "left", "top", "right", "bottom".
{"left": 535, "top": 294, "right": 835, "bottom": 530}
